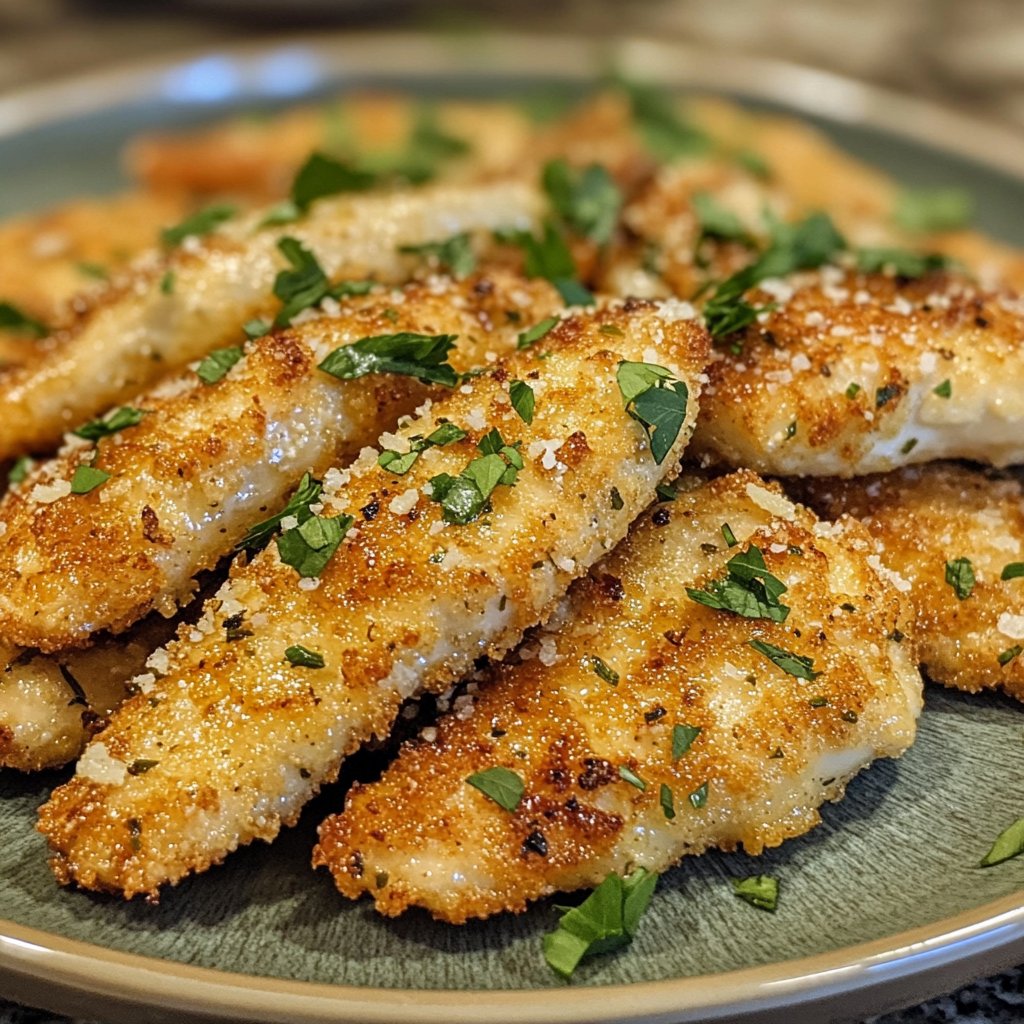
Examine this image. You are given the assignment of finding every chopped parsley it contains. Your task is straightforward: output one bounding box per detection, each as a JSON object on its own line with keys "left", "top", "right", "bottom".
{"left": 127, "top": 759, "right": 159, "bottom": 776}
{"left": 399, "top": 232, "right": 477, "bottom": 277}
{"left": 979, "top": 817, "right": 1024, "bottom": 868}
{"left": 517, "top": 316, "right": 559, "bottom": 350}
{"left": 73, "top": 406, "right": 145, "bottom": 441}
{"left": 590, "top": 656, "right": 619, "bottom": 686}
{"left": 732, "top": 874, "right": 778, "bottom": 912}
{"left": 0, "top": 300, "right": 48, "bottom": 338}
{"left": 76, "top": 261, "right": 108, "bottom": 281}
{"left": 686, "top": 544, "right": 790, "bottom": 623}
{"left": 656, "top": 482, "right": 678, "bottom": 502}
{"left": 616, "top": 361, "right": 689, "bottom": 465}
{"left": 509, "top": 380, "right": 535, "bottom": 425}
{"left": 894, "top": 187, "right": 973, "bottom": 233}
{"left": 7, "top": 456, "right": 32, "bottom": 486}
{"left": 159, "top": 270, "right": 176, "bottom": 295}
{"left": 69, "top": 465, "right": 111, "bottom": 495}
{"left": 933, "top": 379, "right": 952, "bottom": 399}
{"left": 735, "top": 149, "right": 771, "bottom": 179}
{"left": 660, "top": 783, "right": 676, "bottom": 820}
{"left": 692, "top": 192, "right": 754, "bottom": 247}
{"left": 161, "top": 203, "right": 237, "bottom": 247}
{"left": 499, "top": 222, "right": 595, "bottom": 306}
{"left": 378, "top": 421, "right": 467, "bottom": 476}
{"left": 239, "top": 472, "right": 322, "bottom": 550}
{"left": 619, "top": 77, "right": 713, "bottom": 160}
{"left": 277, "top": 512, "right": 351, "bottom": 579}
{"left": 672, "top": 723, "right": 701, "bottom": 760}
{"left": 1001, "top": 562, "right": 1024, "bottom": 581}
{"left": 721, "top": 522, "right": 738, "bottom": 547}
{"left": 284, "top": 645, "right": 326, "bottom": 669}
{"left": 845, "top": 382, "right": 862, "bottom": 400}
{"left": 243, "top": 318, "right": 270, "bottom": 340}
{"left": 196, "top": 346, "right": 244, "bottom": 385}
{"left": 875, "top": 383, "right": 901, "bottom": 409}
{"left": 998, "top": 646, "right": 1022, "bottom": 667}
{"left": 688, "top": 782, "right": 709, "bottom": 808}
{"left": 609, "top": 487, "right": 624, "bottom": 511}
{"left": 465, "top": 766, "right": 524, "bottom": 812}
{"left": 945, "top": 557, "right": 976, "bottom": 600}
{"left": 290, "top": 151, "right": 376, "bottom": 212}
{"left": 319, "top": 331, "right": 459, "bottom": 386}
{"left": 542, "top": 159, "right": 622, "bottom": 245}
{"left": 855, "top": 248, "right": 951, "bottom": 277}
{"left": 543, "top": 868, "right": 658, "bottom": 979}
{"left": 428, "top": 429, "right": 523, "bottom": 525}
{"left": 749, "top": 639, "right": 821, "bottom": 680}
{"left": 272, "top": 236, "right": 334, "bottom": 327}
{"left": 618, "top": 765, "right": 646, "bottom": 791}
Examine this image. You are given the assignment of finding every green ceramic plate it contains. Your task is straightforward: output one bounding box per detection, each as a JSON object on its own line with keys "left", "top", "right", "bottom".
{"left": 1, "top": 32, "right": 1022, "bottom": 1024}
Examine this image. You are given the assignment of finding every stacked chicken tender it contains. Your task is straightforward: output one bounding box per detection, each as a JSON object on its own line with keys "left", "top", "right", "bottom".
{"left": 0, "top": 88, "right": 1019, "bottom": 949}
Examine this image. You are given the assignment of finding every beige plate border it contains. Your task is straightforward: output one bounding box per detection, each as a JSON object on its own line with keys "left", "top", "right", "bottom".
{"left": 1, "top": 30, "right": 1023, "bottom": 1024}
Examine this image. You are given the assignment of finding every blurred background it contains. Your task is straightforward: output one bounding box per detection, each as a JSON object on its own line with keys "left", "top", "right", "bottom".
{"left": 0, "top": 0, "right": 1023, "bottom": 132}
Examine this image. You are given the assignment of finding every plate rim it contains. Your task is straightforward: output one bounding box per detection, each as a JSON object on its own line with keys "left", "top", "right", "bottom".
{"left": 1, "top": 28, "right": 1023, "bottom": 1024}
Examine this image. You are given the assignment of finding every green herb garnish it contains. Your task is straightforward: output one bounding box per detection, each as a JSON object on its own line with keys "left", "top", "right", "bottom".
{"left": 672, "top": 723, "right": 701, "bottom": 760}
{"left": 239, "top": 472, "right": 322, "bottom": 550}
{"left": 0, "top": 300, "right": 48, "bottom": 338}
{"left": 509, "top": 380, "right": 535, "bottom": 425}
{"left": 378, "top": 421, "right": 467, "bottom": 476}
{"left": 855, "top": 248, "right": 951, "bottom": 277}
{"left": 979, "top": 817, "right": 1024, "bottom": 867}
{"left": 500, "top": 222, "right": 595, "bottom": 307}
{"left": 687, "top": 544, "right": 790, "bottom": 623}
{"left": 159, "top": 270, "right": 176, "bottom": 295}
{"left": 619, "top": 78, "right": 713, "bottom": 160}
{"left": 543, "top": 868, "right": 658, "bottom": 979}
{"left": 76, "top": 261, "right": 108, "bottom": 281}
{"left": 721, "top": 523, "right": 738, "bottom": 547}
{"left": 319, "top": 331, "right": 459, "bottom": 386}
{"left": 590, "top": 656, "right": 619, "bottom": 686}
{"left": 945, "top": 557, "right": 976, "bottom": 600}
{"left": 693, "top": 192, "right": 754, "bottom": 247}
{"left": 732, "top": 874, "right": 778, "bottom": 911}
{"left": 998, "top": 646, "right": 1021, "bottom": 667}
{"left": 73, "top": 406, "right": 145, "bottom": 441}
{"left": 618, "top": 765, "right": 646, "bottom": 791}
{"left": 428, "top": 430, "right": 523, "bottom": 524}
{"left": 933, "top": 379, "right": 952, "bottom": 399}
{"left": 69, "top": 465, "right": 111, "bottom": 495}
{"left": 465, "top": 766, "right": 524, "bottom": 812}
{"left": 542, "top": 159, "right": 621, "bottom": 245}
{"left": 399, "top": 231, "right": 476, "bottom": 277}
{"left": 196, "top": 346, "right": 244, "bottom": 385}
{"left": 894, "top": 187, "right": 973, "bottom": 233}
{"left": 277, "top": 512, "right": 351, "bottom": 579}
{"left": 518, "top": 316, "right": 559, "bottom": 350}
{"left": 688, "top": 782, "right": 709, "bottom": 808}
{"left": 616, "top": 361, "right": 689, "bottom": 465}
{"left": 161, "top": 203, "right": 237, "bottom": 246}
{"left": 845, "top": 382, "right": 862, "bottom": 400}
{"left": 291, "top": 151, "right": 375, "bottom": 212}
{"left": 660, "top": 783, "right": 676, "bottom": 820}
{"left": 7, "top": 456, "right": 32, "bottom": 486}
{"left": 284, "top": 645, "right": 326, "bottom": 669}
{"left": 749, "top": 639, "right": 820, "bottom": 680}
{"left": 875, "top": 383, "right": 901, "bottom": 409}
{"left": 1001, "top": 562, "right": 1024, "bottom": 581}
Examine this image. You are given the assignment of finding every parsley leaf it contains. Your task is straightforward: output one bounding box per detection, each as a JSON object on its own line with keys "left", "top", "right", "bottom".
{"left": 618, "top": 765, "right": 646, "bottom": 791}
{"left": 619, "top": 78, "right": 713, "bottom": 160}
{"left": 76, "top": 261, "right": 108, "bottom": 281}
{"left": 660, "top": 783, "right": 676, "bottom": 820}
{"left": 509, "top": 380, "right": 535, "bottom": 424}
{"left": 721, "top": 522, "right": 738, "bottom": 547}
{"left": 998, "top": 645, "right": 1022, "bottom": 667}
{"left": 500, "top": 222, "right": 595, "bottom": 307}
{"left": 272, "top": 236, "right": 333, "bottom": 327}
{"left": 276, "top": 513, "right": 351, "bottom": 579}
{"left": 945, "top": 557, "right": 976, "bottom": 600}
{"left": 0, "top": 300, "right": 48, "bottom": 338}
{"left": 285, "top": 645, "right": 326, "bottom": 669}
{"left": 894, "top": 187, "right": 973, "bottom": 233}
{"left": 688, "top": 782, "right": 709, "bottom": 808}
{"left": 73, "top": 406, "right": 145, "bottom": 441}
{"left": 161, "top": 203, "right": 236, "bottom": 247}
{"left": 319, "top": 332, "right": 459, "bottom": 386}
{"left": 160, "top": 271, "right": 176, "bottom": 295}
{"left": 239, "top": 472, "right": 322, "bottom": 550}
{"left": 616, "top": 361, "right": 689, "bottom": 465}
{"left": 687, "top": 544, "right": 790, "bottom": 623}
{"left": 933, "top": 379, "right": 952, "bottom": 399}
{"left": 591, "top": 656, "right": 619, "bottom": 686}
{"left": 7, "top": 456, "right": 32, "bottom": 487}
{"left": 732, "top": 874, "right": 778, "bottom": 912}
{"left": 378, "top": 421, "right": 467, "bottom": 476}
{"left": 399, "top": 232, "right": 477, "bottom": 277}
{"left": 1001, "top": 562, "right": 1024, "bottom": 581}
{"left": 518, "top": 316, "right": 559, "bottom": 350}
{"left": 749, "top": 638, "right": 820, "bottom": 680}
{"left": 543, "top": 868, "right": 658, "bottom": 979}
{"left": 542, "top": 159, "right": 622, "bottom": 245}
{"left": 672, "top": 723, "right": 701, "bottom": 760}
{"left": 291, "top": 151, "right": 375, "bottom": 213}
{"left": 855, "top": 248, "right": 952, "bottom": 277}
{"left": 466, "top": 766, "right": 523, "bottom": 812}
{"left": 69, "top": 465, "right": 111, "bottom": 495}
{"left": 196, "top": 346, "right": 244, "bottom": 385}
{"left": 428, "top": 430, "right": 522, "bottom": 525}
{"left": 979, "top": 817, "right": 1024, "bottom": 868}
{"left": 693, "top": 192, "right": 754, "bottom": 247}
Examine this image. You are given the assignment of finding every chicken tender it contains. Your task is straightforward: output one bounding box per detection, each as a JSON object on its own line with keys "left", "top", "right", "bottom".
{"left": 796, "top": 462, "right": 1024, "bottom": 702}
{"left": 0, "top": 179, "right": 542, "bottom": 461}
{"left": 38, "top": 300, "right": 710, "bottom": 898}
{"left": 693, "top": 268, "right": 1024, "bottom": 476}
{"left": 313, "top": 471, "right": 922, "bottom": 923}
{"left": 0, "top": 609, "right": 190, "bottom": 772}
{"left": 0, "top": 270, "right": 560, "bottom": 651}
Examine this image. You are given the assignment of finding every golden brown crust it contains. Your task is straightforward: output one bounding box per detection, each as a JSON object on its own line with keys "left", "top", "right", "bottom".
{"left": 795, "top": 462, "right": 1024, "bottom": 701}
{"left": 313, "top": 471, "right": 921, "bottom": 923}
{"left": 37, "top": 302, "right": 710, "bottom": 898}
{"left": 0, "top": 270, "right": 560, "bottom": 651}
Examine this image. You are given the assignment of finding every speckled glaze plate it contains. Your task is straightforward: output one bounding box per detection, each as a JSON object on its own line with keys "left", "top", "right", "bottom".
{"left": 1, "top": 32, "right": 1023, "bottom": 1024}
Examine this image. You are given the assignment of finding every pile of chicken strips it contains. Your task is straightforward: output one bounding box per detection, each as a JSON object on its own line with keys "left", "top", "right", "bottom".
{"left": 1, "top": 83, "right": 1022, "bottom": 977}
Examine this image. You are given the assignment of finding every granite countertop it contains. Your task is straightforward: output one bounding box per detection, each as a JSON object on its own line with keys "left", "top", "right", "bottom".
{"left": 0, "top": 1, "right": 1021, "bottom": 1022}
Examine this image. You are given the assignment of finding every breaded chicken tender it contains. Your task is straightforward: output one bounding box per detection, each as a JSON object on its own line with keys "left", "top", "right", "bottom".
{"left": 38, "top": 300, "right": 710, "bottom": 898}
{"left": 0, "top": 270, "right": 560, "bottom": 652}
{"left": 0, "top": 179, "right": 542, "bottom": 461}
{"left": 693, "top": 268, "right": 1024, "bottom": 476}
{"left": 796, "top": 462, "right": 1024, "bottom": 701}
{"left": 313, "top": 471, "right": 922, "bottom": 923}
{"left": 0, "top": 611, "right": 187, "bottom": 772}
